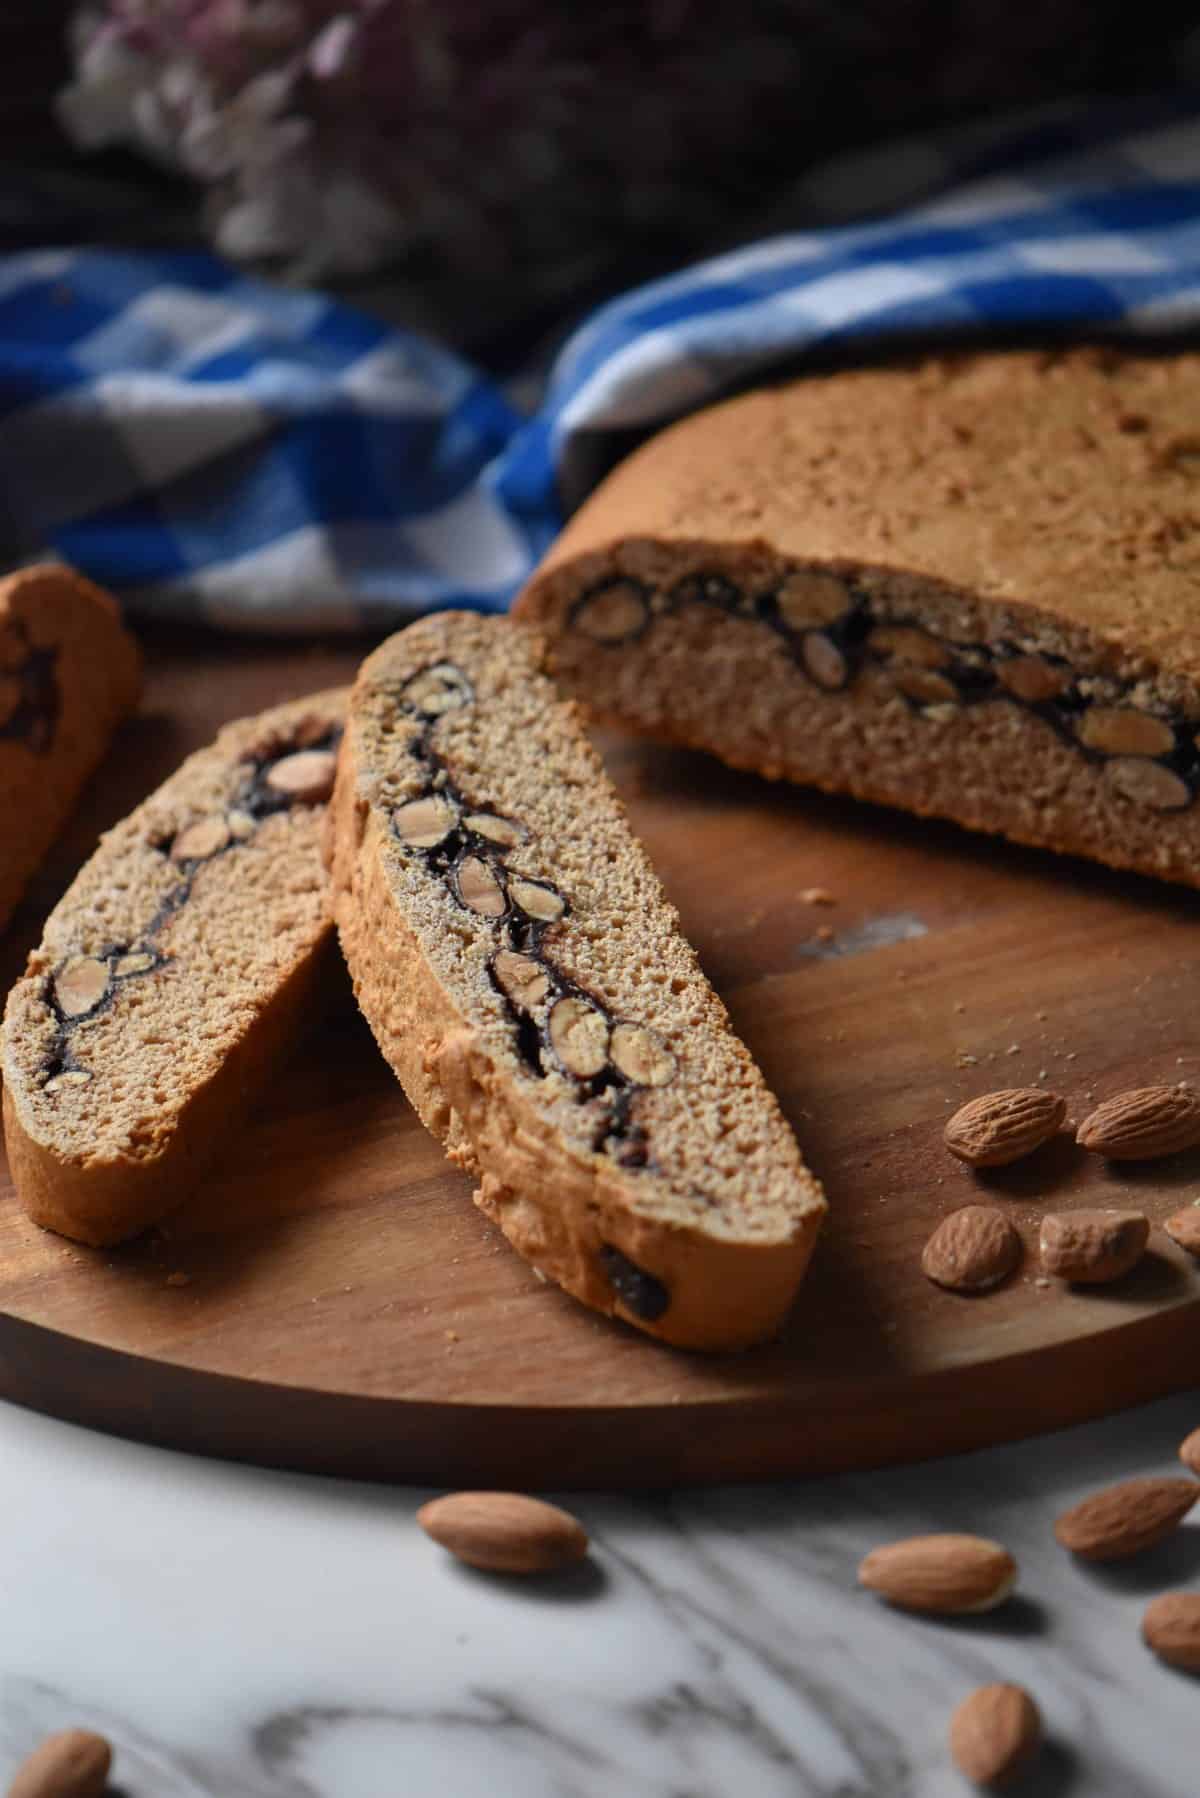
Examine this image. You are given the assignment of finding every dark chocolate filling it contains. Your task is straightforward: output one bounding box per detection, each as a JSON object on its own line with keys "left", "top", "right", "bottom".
{"left": 0, "top": 622, "right": 60, "bottom": 755}
{"left": 569, "top": 574, "right": 1200, "bottom": 804}
{"left": 390, "top": 662, "right": 673, "bottom": 1317}
{"left": 598, "top": 1245, "right": 670, "bottom": 1322}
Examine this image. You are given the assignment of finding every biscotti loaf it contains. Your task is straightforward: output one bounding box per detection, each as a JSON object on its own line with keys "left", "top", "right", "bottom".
{"left": 328, "top": 612, "right": 826, "bottom": 1350}
{"left": 0, "top": 563, "right": 141, "bottom": 933}
{"left": 514, "top": 347, "right": 1200, "bottom": 889}
{"left": 2, "top": 689, "right": 345, "bottom": 1245}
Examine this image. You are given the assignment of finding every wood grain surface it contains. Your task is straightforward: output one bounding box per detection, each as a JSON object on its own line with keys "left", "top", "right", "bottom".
{"left": 1, "top": 626, "right": 1198, "bottom": 1488}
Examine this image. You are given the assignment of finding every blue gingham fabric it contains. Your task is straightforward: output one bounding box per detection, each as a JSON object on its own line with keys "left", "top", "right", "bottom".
{"left": 1, "top": 97, "right": 1198, "bottom": 632}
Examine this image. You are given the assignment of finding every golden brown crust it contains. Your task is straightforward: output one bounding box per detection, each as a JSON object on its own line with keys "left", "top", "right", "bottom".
{"left": 0, "top": 563, "right": 141, "bottom": 933}
{"left": 1, "top": 688, "right": 346, "bottom": 1245}
{"left": 328, "top": 612, "right": 825, "bottom": 1351}
{"left": 514, "top": 347, "right": 1200, "bottom": 888}
{"left": 529, "top": 347, "right": 1200, "bottom": 672}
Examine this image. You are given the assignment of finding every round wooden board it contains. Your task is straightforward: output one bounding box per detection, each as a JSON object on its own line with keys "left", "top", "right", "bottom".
{"left": 1, "top": 629, "right": 1199, "bottom": 1489}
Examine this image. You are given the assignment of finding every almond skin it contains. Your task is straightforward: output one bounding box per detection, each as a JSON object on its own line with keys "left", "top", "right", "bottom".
{"left": 1054, "top": 1476, "right": 1199, "bottom": 1561}
{"left": 417, "top": 1491, "right": 589, "bottom": 1574}
{"left": 1076, "top": 1085, "right": 1200, "bottom": 1160}
{"left": 921, "top": 1206, "right": 1022, "bottom": 1293}
{"left": 1143, "top": 1592, "right": 1200, "bottom": 1672}
{"left": 1180, "top": 1428, "right": 1200, "bottom": 1477}
{"left": 8, "top": 1728, "right": 112, "bottom": 1798}
{"left": 1164, "top": 1209, "right": 1200, "bottom": 1256}
{"left": 948, "top": 1684, "right": 1041, "bottom": 1787}
{"left": 1038, "top": 1209, "right": 1149, "bottom": 1284}
{"left": 857, "top": 1533, "right": 1016, "bottom": 1614}
{"left": 944, "top": 1088, "right": 1066, "bottom": 1167}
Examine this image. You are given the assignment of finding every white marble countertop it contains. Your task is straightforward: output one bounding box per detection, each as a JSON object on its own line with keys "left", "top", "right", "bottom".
{"left": 2, "top": 1390, "right": 1198, "bottom": 1796}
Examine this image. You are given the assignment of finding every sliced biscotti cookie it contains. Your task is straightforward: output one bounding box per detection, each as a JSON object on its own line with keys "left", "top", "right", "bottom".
{"left": 0, "top": 563, "right": 141, "bottom": 933}
{"left": 2, "top": 689, "right": 345, "bottom": 1245}
{"left": 515, "top": 347, "right": 1200, "bottom": 889}
{"left": 328, "top": 612, "right": 826, "bottom": 1350}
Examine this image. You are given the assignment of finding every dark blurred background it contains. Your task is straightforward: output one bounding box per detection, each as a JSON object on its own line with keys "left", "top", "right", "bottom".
{"left": 1, "top": 3, "right": 1197, "bottom": 365}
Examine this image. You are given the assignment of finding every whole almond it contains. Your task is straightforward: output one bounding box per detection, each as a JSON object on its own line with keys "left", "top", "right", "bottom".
{"left": 1142, "top": 1592, "right": 1200, "bottom": 1672}
{"left": 1076, "top": 1085, "right": 1200, "bottom": 1160}
{"left": 1180, "top": 1428, "right": 1200, "bottom": 1477}
{"left": 417, "top": 1491, "right": 588, "bottom": 1574}
{"left": 1038, "top": 1209, "right": 1149, "bottom": 1284}
{"left": 857, "top": 1533, "right": 1016, "bottom": 1614}
{"left": 948, "top": 1683, "right": 1041, "bottom": 1787}
{"left": 8, "top": 1728, "right": 111, "bottom": 1798}
{"left": 1054, "top": 1476, "right": 1198, "bottom": 1561}
{"left": 922, "top": 1206, "right": 1022, "bottom": 1293}
{"left": 1164, "top": 1208, "right": 1200, "bottom": 1256}
{"left": 944, "top": 1088, "right": 1066, "bottom": 1167}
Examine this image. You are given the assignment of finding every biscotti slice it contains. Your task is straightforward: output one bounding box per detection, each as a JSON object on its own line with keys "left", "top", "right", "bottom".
{"left": 328, "top": 612, "right": 826, "bottom": 1351}
{"left": 514, "top": 346, "right": 1200, "bottom": 889}
{"left": 0, "top": 563, "right": 141, "bottom": 933}
{"left": 2, "top": 688, "right": 345, "bottom": 1245}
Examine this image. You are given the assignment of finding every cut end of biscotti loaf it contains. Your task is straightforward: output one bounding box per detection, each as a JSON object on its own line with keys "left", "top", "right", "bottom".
{"left": 514, "top": 347, "right": 1200, "bottom": 889}
{"left": 2, "top": 689, "right": 346, "bottom": 1245}
{"left": 0, "top": 562, "right": 141, "bottom": 933}
{"left": 328, "top": 612, "right": 826, "bottom": 1350}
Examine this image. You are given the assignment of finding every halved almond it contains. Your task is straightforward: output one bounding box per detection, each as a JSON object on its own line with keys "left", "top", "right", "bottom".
{"left": 510, "top": 877, "right": 565, "bottom": 923}
{"left": 265, "top": 747, "right": 337, "bottom": 803}
{"left": 393, "top": 794, "right": 459, "bottom": 849}
{"left": 548, "top": 996, "right": 609, "bottom": 1078}
{"left": 455, "top": 855, "right": 506, "bottom": 917}
{"left": 53, "top": 956, "right": 109, "bottom": 1019}
{"left": 170, "top": 815, "right": 231, "bottom": 862}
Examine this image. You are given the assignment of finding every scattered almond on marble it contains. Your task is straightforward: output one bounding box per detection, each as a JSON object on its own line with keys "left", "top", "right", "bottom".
{"left": 1038, "top": 1209, "right": 1149, "bottom": 1284}
{"left": 417, "top": 1491, "right": 589, "bottom": 1574}
{"left": 1053, "top": 1476, "right": 1199, "bottom": 1561}
{"left": 948, "top": 1683, "right": 1042, "bottom": 1788}
{"left": 1142, "top": 1592, "right": 1200, "bottom": 1672}
{"left": 857, "top": 1533, "right": 1016, "bottom": 1614}
{"left": 7, "top": 1727, "right": 112, "bottom": 1798}
{"left": 1179, "top": 1427, "right": 1200, "bottom": 1477}
{"left": 1163, "top": 1208, "right": 1200, "bottom": 1256}
{"left": 1075, "top": 1085, "right": 1200, "bottom": 1160}
{"left": 948, "top": 1683, "right": 1041, "bottom": 1788}
{"left": 943, "top": 1088, "right": 1065, "bottom": 1167}
{"left": 921, "top": 1205, "right": 1022, "bottom": 1294}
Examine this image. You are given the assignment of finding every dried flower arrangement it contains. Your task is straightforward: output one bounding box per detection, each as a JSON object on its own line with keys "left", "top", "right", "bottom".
{"left": 57, "top": 3, "right": 1195, "bottom": 287}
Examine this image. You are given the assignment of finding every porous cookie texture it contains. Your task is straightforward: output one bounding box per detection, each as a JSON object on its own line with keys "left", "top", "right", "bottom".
{"left": 327, "top": 613, "right": 826, "bottom": 1350}
{"left": 514, "top": 347, "right": 1200, "bottom": 887}
{"left": 0, "top": 563, "right": 141, "bottom": 932}
{"left": 2, "top": 689, "right": 346, "bottom": 1245}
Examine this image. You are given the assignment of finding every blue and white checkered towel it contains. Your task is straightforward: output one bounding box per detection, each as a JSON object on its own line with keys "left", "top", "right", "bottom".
{"left": 1, "top": 98, "right": 1198, "bottom": 632}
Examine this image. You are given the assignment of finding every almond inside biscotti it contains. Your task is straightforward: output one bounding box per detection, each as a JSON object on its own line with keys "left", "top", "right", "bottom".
{"left": 2, "top": 692, "right": 345, "bottom": 1244}
{"left": 360, "top": 642, "right": 809, "bottom": 1234}
{"left": 524, "top": 550, "right": 1200, "bottom": 887}
{"left": 514, "top": 349, "right": 1200, "bottom": 891}
{"left": 331, "top": 614, "right": 825, "bottom": 1347}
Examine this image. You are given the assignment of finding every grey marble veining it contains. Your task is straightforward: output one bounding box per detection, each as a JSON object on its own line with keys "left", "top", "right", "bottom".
{"left": 1, "top": 1392, "right": 1197, "bottom": 1796}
